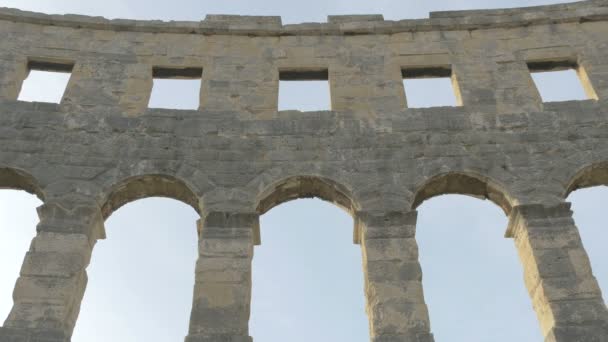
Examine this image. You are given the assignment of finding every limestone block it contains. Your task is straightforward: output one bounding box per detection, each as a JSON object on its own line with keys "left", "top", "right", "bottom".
{"left": 20, "top": 252, "right": 87, "bottom": 278}
{"left": 12, "top": 274, "right": 85, "bottom": 304}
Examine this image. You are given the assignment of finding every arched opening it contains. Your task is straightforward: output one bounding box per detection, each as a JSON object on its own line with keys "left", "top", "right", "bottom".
{"left": 73, "top": 175, "right": 200, "bottom": 341}
{"left": 412, "top": 172, "right": 513, "bottom": 215}
{"left": 250, "top": 176, "right": 368, "bottom": 341}
{"left": 565, "top": 163, "right": 608, "bottom": 299}
{"left": 99, "top": 174, "right": 202, "bottom": 219}
{"left": 0, "top": 168, "right": 44, "bottom": 323}
{"left": 412, "top": 173, "right": 541, "bottom": 341}
{"left": 256, "top": 175, "right": 356, "bottom": 215}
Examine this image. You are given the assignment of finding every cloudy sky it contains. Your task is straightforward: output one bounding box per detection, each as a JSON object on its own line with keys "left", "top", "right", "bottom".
{"left": 1, "top": 1, "right": 606, "bottom": 341}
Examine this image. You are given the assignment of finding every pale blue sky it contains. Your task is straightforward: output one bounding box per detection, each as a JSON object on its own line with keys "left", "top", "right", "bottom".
{"left": 1, "top": 1, "right": 606, "bottom": 342}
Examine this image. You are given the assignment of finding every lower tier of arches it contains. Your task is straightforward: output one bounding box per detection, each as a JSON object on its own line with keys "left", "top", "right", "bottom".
{"left": 0, "top": 202, "right": 606, "bottom": 342}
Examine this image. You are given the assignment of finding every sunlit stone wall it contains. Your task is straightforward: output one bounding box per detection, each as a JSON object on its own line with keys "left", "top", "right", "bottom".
{"left": 0, "top": 1, "right": 607, "bottom": 341}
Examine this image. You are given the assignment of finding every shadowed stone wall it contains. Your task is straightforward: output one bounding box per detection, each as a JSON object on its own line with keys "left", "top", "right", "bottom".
{"left": 0, "top": 1, "right": 607, "bottom": 341}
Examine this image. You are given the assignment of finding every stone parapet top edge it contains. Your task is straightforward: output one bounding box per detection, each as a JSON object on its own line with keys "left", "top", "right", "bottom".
{"left": 0, "top": 1, "right": 606, "bottom": 36}
{"left": 429, "top": 0, "right": 605, "bottom": 18}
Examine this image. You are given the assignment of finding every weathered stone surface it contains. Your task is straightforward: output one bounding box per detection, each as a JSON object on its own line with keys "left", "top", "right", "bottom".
{"left": 358, "top": 210, "right": 433, "bottom": 341}
{"left": 507, "top": 203, "right": 608, "bottom": 341}
{"left": 0, "top": 1, "right": 607, "bottom": 341}
{"left": 0, "top": 327, "right": 68, "bottom": 342}
{"left": 186, "top": 213, "right": 257, "bottom": 341}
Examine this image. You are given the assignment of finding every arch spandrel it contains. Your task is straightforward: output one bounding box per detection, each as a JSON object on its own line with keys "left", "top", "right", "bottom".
{"left": 411, "top": 172, "right": 515, "bottom": 215}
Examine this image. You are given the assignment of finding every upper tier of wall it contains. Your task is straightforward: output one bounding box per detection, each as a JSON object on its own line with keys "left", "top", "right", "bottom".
{"left": 1, "top": 0, "right": 608, "bottom": 210}
{"left": 0, "top": 0, "right": 606, "bottom": 35}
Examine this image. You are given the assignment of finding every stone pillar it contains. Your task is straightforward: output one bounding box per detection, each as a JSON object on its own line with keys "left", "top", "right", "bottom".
{"left": 493, "top": 60, "right": 543, "bottom": 113}
{"left": 62, "top": 59, "right": 153, "bottom": 116}
{"left": 450, "top": 56, "right": 498, "bottom": 111}
{"left": 0, "top": 54, "right": 26, "bottom": 101}
{"left": 186, "top": 211, "right": 257, "bottom": 342}
{"left": 0, "top": 198, "right": 103, "bottom": 342}
{"left": 356, "top": 210, "right": 434, "bottom": 342}
{"left": 579, "top": 50, "right": 608, "bottom": 101}
{"left": 579, "top": 22, "right": 608, "bottom": 101}
{"left": 330, "top": 55, "right": 405, "bottom": 115}
{"left": 506, "top": 203, "right": 608, "bottom": 342}
{"left": 200, "top": 37, "right": 277, "bottom": 116}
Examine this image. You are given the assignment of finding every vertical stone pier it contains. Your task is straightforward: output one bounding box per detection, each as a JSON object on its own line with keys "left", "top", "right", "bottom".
{"left": 357, "top": 210, "right": 434, "bottom": 342}
{"left": 0, "top": 198, "right": 103, "bottom": 342}
{"left": 186, "top": 211, "right": 257, "bottom": 342}
{"left": 507, "top": 203, "right": 608, "bottom": 342}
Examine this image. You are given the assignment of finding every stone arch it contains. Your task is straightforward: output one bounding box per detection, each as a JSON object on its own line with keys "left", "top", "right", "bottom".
{"left": 251, "top": 174, "right": 368, "bottom": 339}
{"left": 564, "top": 161, "right": 608, "bottom": 198}
{"left": 100, "top": 174, "right": 202, "bottom": 220}
{"left": 412, "top": 172, "right": 514, "bottom": 215}
{"left": 255, "top": 175, "right": 359, "bottom": 215}
{"left": 78, "top": 173, "right": 202, "bottom": 340}
{"left": 0, "top": 167, "right": 44, "bottom": 200}
{"left": 411, "top": 172, "right": 540, "bottom": 341}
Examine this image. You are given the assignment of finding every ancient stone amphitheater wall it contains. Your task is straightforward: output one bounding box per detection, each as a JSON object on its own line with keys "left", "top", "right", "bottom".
{"left": 0, "top": 1, "right": 608, "bottom": 341}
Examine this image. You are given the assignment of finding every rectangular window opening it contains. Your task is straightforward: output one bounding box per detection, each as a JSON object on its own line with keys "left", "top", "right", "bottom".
{"left": 278, "top": 68, "right": 330, "bottom": 111}
{"left": 527, "top": 60, "right": 597, "bottom": 102}
{"left": 402, "top": 66, "right": 461, "bottom": 108}
{"left": 18, "top": 60, "right": 74, "bottom": 104}
{"left": 149, "top": 66, "right": 203, "bottom": 110}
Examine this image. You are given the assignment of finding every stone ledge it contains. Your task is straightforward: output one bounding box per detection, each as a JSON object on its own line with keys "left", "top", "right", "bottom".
{"left": 0, "top": 1, "right": 606, "bottom": 36}
{"left": 371, "top": 332, "right": 435, "bottom": 342}
{"left": 184, "top": 334, "right": 253, "bottom": 342}
{"left": 546, "top": 323, "right": 608, "bottom": 342}
{"left": 429, "top": 0, "right": 603, "bottom": 18}
{"left": 328, "top": 14, "right": 384, "bottom": 23}
{"left": 0, "top": 327, "right": 69, "bottom": 342}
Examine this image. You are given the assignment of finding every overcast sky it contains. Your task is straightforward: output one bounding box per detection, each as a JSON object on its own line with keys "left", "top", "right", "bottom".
{"left": 1, "top": 1, "right": 606, "bottom": 342}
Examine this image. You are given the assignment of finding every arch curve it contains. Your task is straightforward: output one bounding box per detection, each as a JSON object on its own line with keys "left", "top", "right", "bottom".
{"left": 101, "top": 174, "right": 201, "bottom": 219}
{"left": 256, "top": 175, "right": 358, "bottom": 215}
{"left": 564, "top": 162, "right": 608, "bottom": 197}
{"left": 0, "top": 167, "right": 44, "bottom": 200}
{"left": 412, "top": 172, "right": 514, "bottom": 215}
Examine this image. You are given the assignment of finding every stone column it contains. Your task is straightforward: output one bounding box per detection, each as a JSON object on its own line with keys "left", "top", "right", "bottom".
{"left": 330, "top": 57, "right": 405, "bottom": 115}
{"left": 62, "top": 59, "right": 153, "bottom": 116}
{"left": 506, "top": 203, "right": 608, "bottom": 342}
{"left": 186, "top": 211, "right": 257, "bottom": 342}
{"left": 0, "top": 55, "right": 26, "bottom": 101}
{"left": 493, "top": 60, "right": 543, "bottom": 113}
{"left": 579, "top": 50, "right": 608, "bottom": 101}
{"left": 356, "top": 210, "right": 434, "bottom": 342}
{"left": 579, "top": 22, "right": 608, "bottom": 101}
{"left": 200, "top": 37, "right": 278, "bottom": 116}
{"left": 0, "top": 198, "right": 103, "bottom": 342}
